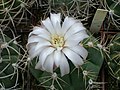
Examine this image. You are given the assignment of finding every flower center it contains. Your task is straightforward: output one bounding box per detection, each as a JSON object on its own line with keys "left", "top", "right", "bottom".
{"left": 51, "top": 35, "right": 64, "bottom": 48}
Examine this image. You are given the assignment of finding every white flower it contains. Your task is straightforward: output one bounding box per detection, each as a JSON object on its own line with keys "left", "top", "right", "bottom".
{"left": 27, "top": 13, "right": 89, "bottom": 76}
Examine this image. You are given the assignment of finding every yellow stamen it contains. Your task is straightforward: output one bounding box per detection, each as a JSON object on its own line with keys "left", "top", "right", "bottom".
{"left": 51, "top": 35, "right": 64, "bottom": 48}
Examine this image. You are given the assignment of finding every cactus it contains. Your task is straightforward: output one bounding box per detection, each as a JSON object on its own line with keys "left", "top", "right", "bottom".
{"left": 40, "top": 0, "right": 100, "bottom": 20}
{"left": 105, "top": 0, "right": 120, "bottom": 30}
{"left": 102, "top": 33, "right": 120, "bottom": 90}
{"left": 0, "top": 0, "right": 35, "bottom": 28}
{"left": 0, "top": 0, "right": 119, "bottom": 90}
{"left": 29, "top": 34, "right": 104, "bottom": 90}
{"left": 107, "top": 33, "right": 120, "bottom": 79}
{"left": 0, "top": 29, "right": 20, "bottom": 89}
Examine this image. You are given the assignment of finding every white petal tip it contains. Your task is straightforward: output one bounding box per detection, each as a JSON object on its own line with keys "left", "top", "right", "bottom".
{"left": 61, "top": 71, "right": 69, "bottom": 77}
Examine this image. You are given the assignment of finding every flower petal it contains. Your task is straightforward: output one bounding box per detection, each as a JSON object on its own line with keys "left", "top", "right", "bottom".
{"left": 43, "top": 53, "right": 54, "bottom": 73}
{"left": 27, "top": 42, "right": 37, "bottom": 50}
{"left": 65, "top": 39, "right": 79, "bottom": 47}
{"left": 62, "top": 48, "right": 84, "bottom": 67}
{"left": 35, "top": 39, "right": 51, "bottom": 51}
{"left": 64, "top": 23, "right": 86, "bottom": 40}
{"left": 54, "top": 50, "right": 62, "bottom": 67}
{"left": 69, "top": 45, "right": 88, "bottom": 60}
{"left": 54, "top": 21, "right": 62, "bottom": 35}
{"left": 62, "top": 17, "right": 78, "bottom": 35}
{"left": 27, "top": 43, "right": 40, "bottom": 59}
{"left": 50, "top": 13, "right": 62, "bottom": 35}
{"left": 35, "top": 47, "right": 55, "bottom": 70}
{"left": 27, "top": 36, "right": 42, "bottom": 44}
{"left": 39, "top": 47, "right": 55, "bottom": 67}
{"left": 50, "top": 13, "right": 61, "bottom": 27}
{"left": 28, "top": 39, "right": 51, "bottom": 59}
{"left": 60, "top": 53, "right": 70, "bottom": 76}
{"left": 37, "top": 32, "right": 51, "bottom": 41}
{"left": 35, "top": 60, "right": 44, "bottom": 70}
{"left": 42, "top": 17, "right": 56, "bottom": 34}
{"left": 28, "top": 45, "right": 42, "bottom": 59}
{"left": 29, "top": 26, "right": 50, "bottom": 37}
{"left": 68, "top": 31, "right": 89, "bottom": 42}
{"left": 64, "top": 31, "right": 88, "bottom": 47}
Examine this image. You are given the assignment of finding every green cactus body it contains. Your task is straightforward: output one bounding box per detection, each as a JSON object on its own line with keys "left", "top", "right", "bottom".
{"left": 109, "top": 3, "right": 120, "bottom": 16}
{"left": 0, "top": 0, "right": 32, "bottom": 26}
{"left": 108, "top": 33, "right": 120, "bottom": 79}
{"left": 0, "top": 0, "right": 20, "bottom": 20}
{"left": 29, "top": 35, "right": 104, "bottom": 90}
{"left": 0, "top": 34, "right": 19, "bottom": 88}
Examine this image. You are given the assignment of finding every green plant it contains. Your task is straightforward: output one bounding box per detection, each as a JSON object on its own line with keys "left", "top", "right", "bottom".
{"left": 0, "top": 0, "right": 35, "bottom": 28}
{"left": 28, "top": 33, "right": 104, "bottom": 90}
{"left": 0, "top": 0, "right": 120, "bottom": 90}
{"left": 0, "top": 30, "right": 19, "bottom": 89}
{"left": 104, "top": 0, "right": 120, "bottom": 30}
